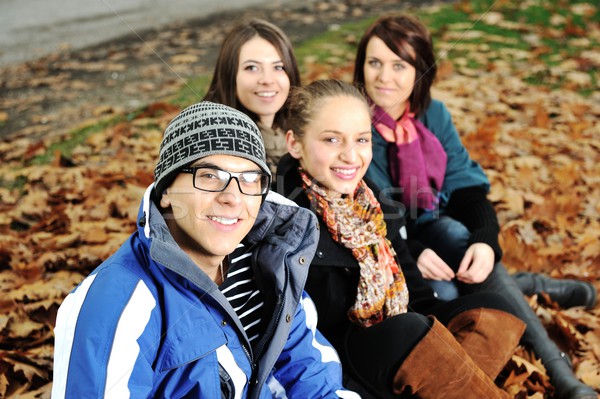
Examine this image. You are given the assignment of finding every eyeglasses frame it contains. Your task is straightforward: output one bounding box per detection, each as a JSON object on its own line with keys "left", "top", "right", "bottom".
{"left": 179, "top": 166, "right": 271, "bottom": 196}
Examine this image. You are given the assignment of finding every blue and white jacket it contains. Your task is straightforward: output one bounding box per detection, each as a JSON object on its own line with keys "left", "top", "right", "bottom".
{"left": 52, "top": 185, "right": 359, "bottom": 399}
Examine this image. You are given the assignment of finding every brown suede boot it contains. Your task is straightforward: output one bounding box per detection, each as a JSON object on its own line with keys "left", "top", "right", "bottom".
{"left": 447, "top": 308, "right": 526, "bottom": 380}
{"left": 393, "top": 317, "right": 511, "bottom": 399}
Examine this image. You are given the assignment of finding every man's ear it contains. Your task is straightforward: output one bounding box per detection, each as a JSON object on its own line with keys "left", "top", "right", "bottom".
{"left": 285, "top": 130, "right": 302, "bottom": 159}
{"left": 159, "top": 190, "right": 171, "bottom": 209}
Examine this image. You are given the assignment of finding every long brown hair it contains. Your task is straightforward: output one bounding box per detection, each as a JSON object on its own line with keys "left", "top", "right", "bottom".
{"left": 203, "top": 18, "right": 301, "bottom": 130}
{"left": 353, "top": 14, "right": 436, "bottom": 117}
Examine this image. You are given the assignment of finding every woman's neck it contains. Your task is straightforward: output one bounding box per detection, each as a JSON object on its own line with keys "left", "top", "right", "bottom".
{"left": 259, "top": 115, "right": 275, "bottom": 129}
{"left": 382, "top": 102, "right": 408, "bottom": 121}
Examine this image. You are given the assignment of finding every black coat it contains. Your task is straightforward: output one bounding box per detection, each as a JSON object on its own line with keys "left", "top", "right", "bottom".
{"left": 276, "top": 154, "right": 441, "bottom": 345}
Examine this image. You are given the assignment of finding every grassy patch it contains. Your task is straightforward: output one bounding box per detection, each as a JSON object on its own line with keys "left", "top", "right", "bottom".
{"left": 169, "top": 74, "right": 212, "bottom": 108}
{"left": 26, "top": 75, "right": 212, "bottom": 167}
{"left": 295, "top": 18, "right": 375, "bottom": 63}
{"left": 0, "top": 174, "right": 28, "bottom": 191}
{"left": 28, "top": 0, "right": 598, "bottom": 167}
{"left": 429, "top": 0, "right": 598, "bottom": 94}
{"left": 29, "top": 117, "right": 120, "bottom": 165}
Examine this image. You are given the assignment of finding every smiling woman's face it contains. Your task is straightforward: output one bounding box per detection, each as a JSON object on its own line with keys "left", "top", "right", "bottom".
{"left": 236, "top": 36, "right": 290, "bottom": 128}
{"left": 287, "top": 95, "right": 372, "bottom": 197}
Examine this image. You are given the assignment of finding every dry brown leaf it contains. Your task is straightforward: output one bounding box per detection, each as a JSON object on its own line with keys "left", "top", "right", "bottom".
{"left": 498, "top": 188, "right": 525, "bottom": 219}
{"left": 9, "top": 355, "right": 48, "bottom": 381}
{"left": 5, "top": 308, "right": 45, "bottom": 340}
{"left": 0, "top": 374, "right": 8, "bottom": 398}
{"left": 0, "top": 313, "right": 10, "bottom": 332}
{"left": 7, "top": 271, "right": 82, "bottom": 303}
{"left": 12, "top": 382, "right": 53, "bottom": 399}
{"left": 577, "top": 359, "right": 600, "bottom": 389}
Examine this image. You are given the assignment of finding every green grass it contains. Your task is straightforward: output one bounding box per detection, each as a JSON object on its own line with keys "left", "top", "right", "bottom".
{"left": 290, "top": 0, "right": 599, "bottom": 84}
{"left": 0, "top": 174, "right": 27, "bottom": 191}
{"left": 169, "top": 74, "right": 212, "bottom": 109}
{"left": 429, "top": 0, "right": 598, "bottom": 91}
{"left": 422, "top": 7, "right": 469, "bottom": 32}
{"left": 28, "top": 117, "right": 121, "bottom": 165}
{"left": 294, "top": 17, "right": 376, "bottom": 67}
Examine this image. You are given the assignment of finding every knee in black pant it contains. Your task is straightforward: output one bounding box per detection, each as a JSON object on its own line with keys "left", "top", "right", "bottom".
{"left": 344, "top": 313, "right": 433, "bottom": 397}
{"left": 470, "top": 291, "right": 518, "bottom": 316}
{"left": 446, "top": 291, "right": 518, "bottom": 318}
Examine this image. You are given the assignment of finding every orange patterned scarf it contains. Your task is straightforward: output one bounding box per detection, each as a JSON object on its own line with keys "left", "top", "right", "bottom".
{"left": 300, "top": 169, "right": 409, "bottom": 327}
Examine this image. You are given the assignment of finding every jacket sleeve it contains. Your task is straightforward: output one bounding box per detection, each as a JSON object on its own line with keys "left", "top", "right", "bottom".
{"left": 270, "top": 292, "right": 360, "bottom": 399}
{"left": 404, "top": 237, "right": 427, "bottom": 262}
{"left": 421, "top": 101, "right": 503, "bottom": 262}
{"left": 52, "top": 265, "right": 157, "bottom": 399}
{"left": 446, "top": 185, "right": 503, "bottom": 262}
{"left": 422, "top": 100, "right": 490, "bottom": 205}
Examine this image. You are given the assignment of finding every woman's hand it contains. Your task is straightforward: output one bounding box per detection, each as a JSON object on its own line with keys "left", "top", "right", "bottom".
{"left": 417, "top": 248, "right": 455, "bottom": 281}
{"left": 456, "top": 243, "right": 494, "bottom": 284}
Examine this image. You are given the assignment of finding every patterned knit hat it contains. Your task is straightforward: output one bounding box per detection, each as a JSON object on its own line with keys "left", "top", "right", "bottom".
{"left": 154, "top": 101, "right": 270, "bottom": 195}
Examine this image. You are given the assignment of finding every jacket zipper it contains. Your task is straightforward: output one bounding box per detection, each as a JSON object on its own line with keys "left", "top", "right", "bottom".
{"left": 249, "top": 263, "right": 289, "bottom": 396}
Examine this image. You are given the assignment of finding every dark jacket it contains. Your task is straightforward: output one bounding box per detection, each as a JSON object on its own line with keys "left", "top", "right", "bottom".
{"left": 276, "top": 155, "right": 439, "bottom": 345}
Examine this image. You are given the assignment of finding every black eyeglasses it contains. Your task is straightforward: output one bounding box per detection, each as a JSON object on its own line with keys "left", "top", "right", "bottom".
{"left": 180, "top": 166, "right": 270, "bottom": 196}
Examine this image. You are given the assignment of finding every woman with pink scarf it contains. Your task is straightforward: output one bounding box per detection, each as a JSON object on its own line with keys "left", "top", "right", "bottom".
{"left": 353, "top": 14, "right": 596, "bottom": 399}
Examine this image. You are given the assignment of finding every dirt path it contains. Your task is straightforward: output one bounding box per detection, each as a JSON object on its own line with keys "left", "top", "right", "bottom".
{"left": 0, "top": 0, "right": 296, "bottom": 67}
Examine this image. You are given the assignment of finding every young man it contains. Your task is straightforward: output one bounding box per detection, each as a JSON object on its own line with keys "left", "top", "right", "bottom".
{"left": 52, "top": 102, "right": 358, "bottom": 399}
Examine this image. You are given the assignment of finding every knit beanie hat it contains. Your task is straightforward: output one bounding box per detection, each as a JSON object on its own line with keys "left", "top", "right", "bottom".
{"left": 154, "top": 101, "right": 270, "bottom": 196}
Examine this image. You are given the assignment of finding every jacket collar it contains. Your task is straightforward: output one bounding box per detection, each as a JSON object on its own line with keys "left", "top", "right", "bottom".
{"left": 275, "top": 154, "right": 311, "bottom": 209}
{"left": 135, "top": 183, "right": 317, "bottom": 293}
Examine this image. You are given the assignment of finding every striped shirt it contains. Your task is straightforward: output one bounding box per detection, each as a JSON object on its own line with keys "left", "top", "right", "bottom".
{"left": 220, "top": 242, "right": 266, "bottom": 347}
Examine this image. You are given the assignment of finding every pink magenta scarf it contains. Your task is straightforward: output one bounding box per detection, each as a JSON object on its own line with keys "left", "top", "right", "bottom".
{"left": 372, "top": 105, "right": 447, "bottom": 210}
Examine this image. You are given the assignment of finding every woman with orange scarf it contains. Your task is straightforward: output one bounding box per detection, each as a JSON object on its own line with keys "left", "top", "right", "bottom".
{"left": 277, "top": 79, "right": 525, "bottom": 399}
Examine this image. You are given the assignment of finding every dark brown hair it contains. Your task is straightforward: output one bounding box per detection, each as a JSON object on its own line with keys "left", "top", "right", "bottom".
{"left": 353, "top": 14, "right": 436, "bottom": 117}
{"left": 285, "top": 79, "right": 369, "bottom": 139}
{"left": 203, "top": 18, "right": 300, "bottom": 130}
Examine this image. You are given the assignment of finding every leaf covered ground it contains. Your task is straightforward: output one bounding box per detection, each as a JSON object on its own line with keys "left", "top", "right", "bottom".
{"left": 0, "top": 0, "right": 599, "bottom": 397}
